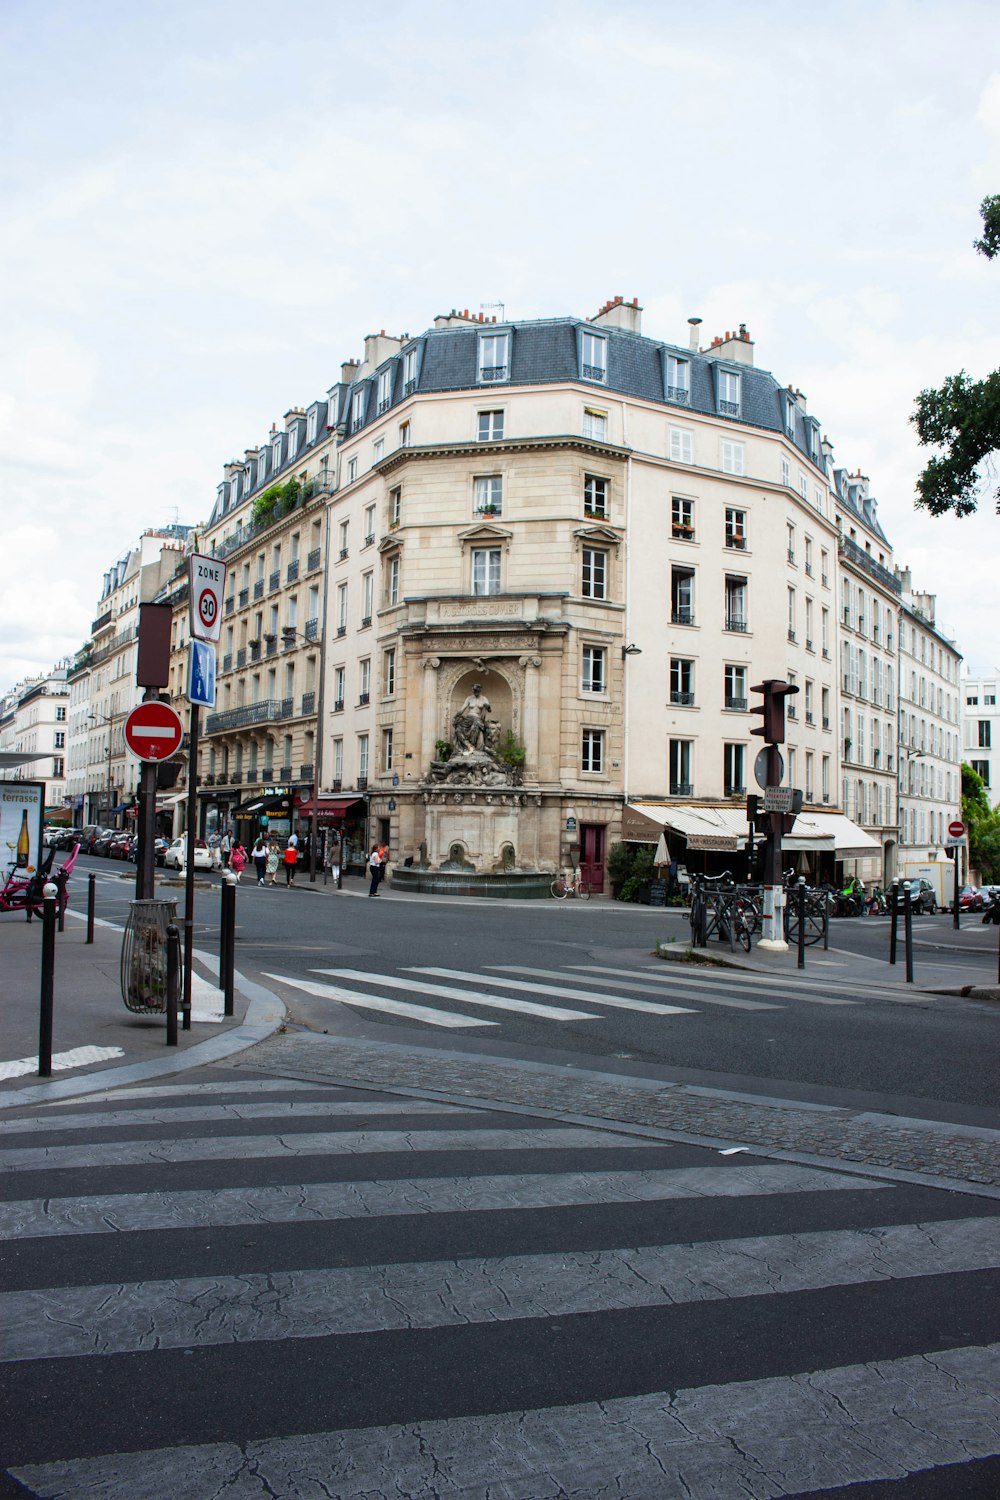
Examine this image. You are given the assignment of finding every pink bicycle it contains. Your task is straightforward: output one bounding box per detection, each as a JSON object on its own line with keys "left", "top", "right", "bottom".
{"left": 0, "top": 841, "right": 79, "bottom": 919}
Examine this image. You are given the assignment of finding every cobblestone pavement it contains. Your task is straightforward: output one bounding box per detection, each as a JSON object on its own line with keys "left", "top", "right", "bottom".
{"left": 237, "top": 1030, "right": 1000, "bottom": 1194}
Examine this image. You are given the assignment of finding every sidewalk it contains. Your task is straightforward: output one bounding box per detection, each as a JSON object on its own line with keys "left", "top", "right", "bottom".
{"left": 0, "top": 909, "right": 283, "bottom": 1109}
{"left": 656, "top": 916, "right": 1000, "bottom": 1000}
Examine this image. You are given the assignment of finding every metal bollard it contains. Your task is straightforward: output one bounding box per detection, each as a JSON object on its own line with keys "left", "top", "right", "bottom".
{"left": 38, "top": 883, "right": 58, "bottom": 1077}
{"left": 220, "top": 872, "right": 236, "bottom": 1018}
{"left": 797, "top": 877, "right": 806, "bottom": 970}
{"left": 889, "top": 879, "right": 899, "bottom": 966}
{"left": 903, "top": 884, "right": 914, "bottom": 984}
{"left": 86, "top": 872, "right": 96, "bottom": 944}
{"left": 166, "top": 924, "right": 180, "bottom": 1047}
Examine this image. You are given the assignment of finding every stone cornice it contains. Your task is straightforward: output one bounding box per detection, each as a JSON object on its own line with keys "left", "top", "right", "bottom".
{"left": 376, "top": 433, "right": 631, "bottom": 476}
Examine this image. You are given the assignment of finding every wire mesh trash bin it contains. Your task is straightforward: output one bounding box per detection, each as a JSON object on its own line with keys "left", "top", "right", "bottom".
{"left": 121, "top": 899, "right": 180, "bottom": 1013}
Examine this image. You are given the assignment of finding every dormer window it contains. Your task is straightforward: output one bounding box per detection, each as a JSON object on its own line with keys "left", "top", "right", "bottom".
{"left": 306, "top": 408, "right": 318, "bottom": 444}
{"left": 785, "top": 399, "right": 796, "bottom": 438}
{"left": 718, "top": 370, "right": 741, "bottom": 417}
{"left": 256, "top": 450, "right": 268, "bottom": 486}
{"left": 403, "top": 346, "right": 418, "bottom": 394}
{"left": 666, "top": 355, "right": 689, "bottom": 404}
{"left": 272, "top": 435, "right": 283, "bottom": 470}
{"left": 478, "top": 331, "right": 509, "bottom": 383}
{"left": 377, "top": 368, "right": 392, "bottom": 414}
{"left": 581, "top": 331, "right": 607, "bottom": 383}
{"left": 350, "top": 388, "right": 366, "bottom": 433}
{"left": 288, "top": 426, "right": 299, "bottom": 460}
{"left": 244, "top": 466, "right": 253, "bottom": 494}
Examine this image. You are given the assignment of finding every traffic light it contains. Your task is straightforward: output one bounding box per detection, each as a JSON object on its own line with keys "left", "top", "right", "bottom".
{"left": 749, "top": 679, "right": 799, "bottom": 745}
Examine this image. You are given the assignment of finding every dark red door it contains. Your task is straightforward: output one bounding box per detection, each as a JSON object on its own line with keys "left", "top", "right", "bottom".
{"left": 579, "top": 825, "right": 605, "bottom": 893}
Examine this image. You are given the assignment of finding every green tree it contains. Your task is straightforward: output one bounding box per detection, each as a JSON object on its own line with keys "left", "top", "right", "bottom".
{"left": 912, "top": 195, "right": 1000, "bottom": 518}
{"left": 961, "top": 762, "right": 1000, "bottom": 883}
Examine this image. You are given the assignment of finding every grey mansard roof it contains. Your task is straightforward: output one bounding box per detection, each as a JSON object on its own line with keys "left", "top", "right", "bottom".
{"left": 208, "top": 312, "right": 840, "bottom": 529}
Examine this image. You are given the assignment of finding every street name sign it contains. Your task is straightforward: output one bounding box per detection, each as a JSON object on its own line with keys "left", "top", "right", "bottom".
{"left": 762, "top": 786, "right": 795, "bottom": 813}
{"left": 189, "top": 554, "right": 227, "bottom": 643}
{"left": 124, "top": 702, "right": 183, "bottom": 762}
{"left": 946, "top": 833, "right": 968, "bottom": 848}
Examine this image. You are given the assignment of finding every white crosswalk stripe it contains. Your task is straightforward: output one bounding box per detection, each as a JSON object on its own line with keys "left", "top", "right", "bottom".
{"left": 262, "top": 971, "right": 495, "bottom": 1028}
{"left": 499, "top": 964, "right": 780, "bottom": 1010}
{"left": 491, "top": 963, "right": 858, "bottom": 1006}
{"left": 3, "top": 1074, "right": 997, "bottom": 1497}
{"left": 312, "top": 967, "right": 602, "bottom": 1021}
{"left": 411, "top": 966, "right": 697, "bottom": 1016}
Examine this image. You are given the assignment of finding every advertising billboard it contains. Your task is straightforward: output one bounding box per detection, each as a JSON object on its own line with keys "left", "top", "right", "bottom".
{"left": 1, "top": 781, "right": 45, "bottom": 877}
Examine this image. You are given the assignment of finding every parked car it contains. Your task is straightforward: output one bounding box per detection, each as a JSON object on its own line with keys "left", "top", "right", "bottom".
{"left": 78, "top": 826, "right": 107, "bottom": 854}
{"left": 92, "top": 830, "right": 118, "bottom": 857}
{"left": 908, "top": 879, "right": 938, "bottom": 915}
{"left": 958, "top": 885, "right": 985, "bottom": 912}
{"left": 110, "top": 832, "right": 135, "bottom": 860}
{"left": 53, "top": 828, "right": 83, "bottom": 851}
{"left": 163, "top": 837, "right": 220, "bottom": 871}
{"left": 43, "top": 825, "right": 67, "bottom": 847}
{"left": 153, "top": 837, "right": 171, "bottom": 867}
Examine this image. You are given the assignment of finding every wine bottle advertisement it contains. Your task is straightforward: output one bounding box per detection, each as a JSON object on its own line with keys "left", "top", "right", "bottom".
{"left": 1, "top": 782, "right": 44, "bottom": 877}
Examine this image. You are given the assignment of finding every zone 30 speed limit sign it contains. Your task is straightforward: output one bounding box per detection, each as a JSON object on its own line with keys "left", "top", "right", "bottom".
{"left": 189, "top": 554, "right": 227, "bottom": 643}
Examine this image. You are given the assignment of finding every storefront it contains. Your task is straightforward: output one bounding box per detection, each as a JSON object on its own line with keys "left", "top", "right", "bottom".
{"left": 295, "top": 795, "right": 369, "bottom": 874}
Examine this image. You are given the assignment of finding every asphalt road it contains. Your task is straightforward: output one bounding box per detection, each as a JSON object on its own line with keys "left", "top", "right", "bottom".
{"left": 78, "top": 856, "right": 1000, "bottom": 1124}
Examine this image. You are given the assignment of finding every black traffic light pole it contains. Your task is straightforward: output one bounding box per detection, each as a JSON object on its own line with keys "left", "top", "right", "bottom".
{"left": 750, "top": 679, "right": 799, "bottom": 950}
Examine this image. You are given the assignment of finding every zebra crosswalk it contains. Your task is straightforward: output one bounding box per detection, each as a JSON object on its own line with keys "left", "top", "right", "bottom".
{"left": 1, "top": 1071, "right": 998, "bottom": 1498}
{"left": 258, "top": 958, "right": 911, "bottom": 1034}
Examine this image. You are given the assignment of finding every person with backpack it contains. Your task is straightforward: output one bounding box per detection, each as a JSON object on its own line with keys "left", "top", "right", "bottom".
{"left": 251, "top": 836, "right": 268, "bottom": 886}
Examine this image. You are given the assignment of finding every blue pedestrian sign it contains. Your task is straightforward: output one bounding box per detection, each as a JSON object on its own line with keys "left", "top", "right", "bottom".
{"left": 189, "top": 639, "right": 217, "bottom": 708}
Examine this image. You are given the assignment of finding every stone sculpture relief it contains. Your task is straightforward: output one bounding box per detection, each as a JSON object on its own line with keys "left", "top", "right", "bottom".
{"left": 428, "top": 682, "right": 521, "bottom": 787}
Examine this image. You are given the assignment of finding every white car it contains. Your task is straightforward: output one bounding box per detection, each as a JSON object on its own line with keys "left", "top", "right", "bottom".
{"left": 163, "top": 837, "right": 220, "bottom": 871}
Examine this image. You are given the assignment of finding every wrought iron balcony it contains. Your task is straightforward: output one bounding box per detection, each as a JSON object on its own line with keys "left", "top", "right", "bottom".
{"left": 724, "top": 616, "right": 748, "bottom": 632}
{"left": 286, "top": 560, "right": 299, "bottom": 583}
{"left": 299, "top": 763, "right": 314, "bottom": 781}
{"left": 253, "top": 579, "right": 264, "bottom": 599}
{"left": 666, "top": 384, "right": 689, "bottom": 404}
{"left": 669, "top": 690, "right": 695, "bottom": 706}
{"left": 239, "top": 588, "right": 249, "bottom": 608}
{"left": 279, "top": 764, "right": 292, "bottom": 780}
{"left": 671, "top": 607, "right": 694, "bottom": 626}
{"left": 205, "top": 699, "right": 288, "bottom": 734}
{"left": 669, "top": 781, "right": 693, "bottom": 797}
{"left": 269, "top": 571, "right": 280, "bottom": 592}
{"left": 300, "top": 692, "right": 316, "bottom": 715}
{"left": 304, "top": 617, "right": 318, "bottom": 641}
{"left": 582, "top": 363, "right": 606, "bottom": 382}
{"left": 236, "top": 648, "right": 246, "bottom": 668}
{"left": 725, "top": 696, "right": 747, "bottom": 711}
{"left": 307, "top": 548, "right": 321, "bottom": 572}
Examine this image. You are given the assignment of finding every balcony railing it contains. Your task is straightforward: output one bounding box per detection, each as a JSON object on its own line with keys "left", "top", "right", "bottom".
{"left": 725, "top": 696, "right": 747, "bottom": 711}
{"left": 299, "top": 763, "right": 314, "bottom": 781}
{"left": 665, "top": 384, "right": 689, "bottom": 404}
{"left": 725, "top": 784, "right": 746, "bottom": 797}
{"left": 222, "top": 653, "right": 233, "bottom": 674}
{"left": 479, "top": 365, "right": 508, "bottom": 382}
{"left": 357, "top": 776, "right": 368, "bottom": 790}
{"left": 239, "top": 588, "right": 249, "bottom": 607}
{"left": 333, "top": 698, "right": 344, "bottom": 712}
{"left": 838, "top": 534, "right": 902, "bottom": 595}
{"left": 300, "top": 692, "right": 316, "bottom": 715}
{"left": 236, "top": 648, "right": 246, "bottom": 669}
{"left": 269, "top": 571, "right": 280, "bottom": 592}
{"left": 358, "top": 691, "right": 370, "bottom": 706}
{"left": 253, "top": 579, "right": 264, "bottom": 600}
{"left": 266, "top": 637, "right": 278, "bottom": 657}
{"left": 286, "top": 560, "right": 299, "bottom": 583}
{"left": 671, "top": 607, "right": 694, "bottom": 626}
{"left": 279, "top": 764, "right": 292, "bottom": 780}
{"left": 669, "top": 781, "right": 693, "bottom": 797}
{"left": 719, "top": 400, "right": 740, "bottom": 416}
{"left": 725, "top": 535, "right": 747, "bottom": 550}
{"left": 307, "top": 548, "right": 321, "bottom": 572}
{"left": 225, "top": 596, "right": 235, "bottom": 615}
{"left": 360, "top": 615, "right": 372, "bottom": 629}
{"left": 304, "top": 617, "right": 319, "bottom": 641}
{"left": 669, "top": 690, "right": 694, "bottom": 706}
{"left": 582, "top": 363, "right": 606, "bottom": 382}
{"left": 724, "top": 616, "right": 748, "bottom": 632}
{"left": 249, "top": 642, "right": 261, "bottom": 662}
{"left": 205, "top": 699, "right": 291, "bottom": 734}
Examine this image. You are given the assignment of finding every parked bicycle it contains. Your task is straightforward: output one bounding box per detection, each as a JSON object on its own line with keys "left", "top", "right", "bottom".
{"left": 550, "top": 864, "right": 592, "bottom": 900}
{"left": 0, "top": 842, "right": 79, "bottom": 919}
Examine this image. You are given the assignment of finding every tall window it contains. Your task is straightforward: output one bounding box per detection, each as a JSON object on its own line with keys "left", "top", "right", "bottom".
{"left": 359, "top": 658, "right": 371, "bottom": 703}
{"left": 725, "top": 664, "right": 747, "bottom": 710}
{"left": 979, "top": 721, "right": 992, "bottom": 747}
{"left": 472, "top": 547, "right": 501, "bottom": 595}
{"left": 361, "top": 572, "right": 373, "bottom": 624}
{"left": 787, "top": 587, "right": 796, "bottom": 641}
{"left": 382, "top": 727, "right": 394, "bottom": 772}
{"left": 478, "top": 332, "right": 509, "bottom": 382}
{"left": 670, "top": 658, "right": 694, "bottom": 706}
{"left": 669, "top": 427, "right": 693, "bottom": 463}
{"left": 671, "top": 566, "right": 694, "bottom": 624}
{"left": 403, "top": 346, "right": 417, "bottom": 391}
{"left": 671, "top": 496, "right": 695, "bottom": 540}
{"left": 582, "top": 548, "right": 608, "bottom": 600}
{"left": 724, "top": 743, "right": 745, "bottom": 795}
{"left": 333, "top": 738, "right": 343, "bottom": 783}
{"left": 669, "top": 739, "right": 692, "bottom": 795}
{"left": 358, "top": 735, "right": 369, "bottom": 782}
{"left": 478, "top": 410, "right": 504, "bottom": 441}
{"left": 364, "top": 504, "right": 376, "bottom": 544}
{"left": 583, "top": 408, "right": 607, "bottom": 441}
{"left": 336, "top": 583, "right": 348, "bottom": 633}
{"left": 724, "top": 508, "right": 747, "bottom": 549}
{"left": 581, "top": 728, "right": 605, "bottom": 772}
{"left": 584, "top": 474, "right": 608, "bottom": 517}
{"left": 474, "top": 475, "right": 502, "bottom": 515}
{"left": 581, "top": 331, "right": 607, "bottom": 382}
{"left": 724, "top": 575, "right": 747, "bottom": 631}
{"left": 377, "top": 368, "right": 392, "bottom": 413}
{"left": 350, "top": 388, "right": 365, "bottom": 432}
{"left": 666, "top": 355, "right": 689, "bottom": 403}
{"left": 333, "top": 666, "right": 345, "bottom": 710}
{"left": 721, "top": 439, "right": 744, "bottom": 475}
{"left": 384, "top": 648, "right": 396, "bottom": 696}
{"left": 581, "top": 645, "right": 606, "bottom": 694}
{"left": 386, "top": 554, "right": 400, "bottom": 606}
{"left": 718, "top": 369, "right": 741, "bottom": 415}
{"left": 338, "top": 519, "right": 349, "bottom": 558}
{"left": 389, "top": 486, "right": 401, "bottom": 525}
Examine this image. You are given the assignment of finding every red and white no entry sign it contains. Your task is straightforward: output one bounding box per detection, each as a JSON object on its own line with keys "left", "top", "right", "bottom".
{"left": 948, "top": 819, "right": 966, "bottom": 839}
{"left": 124, "top": 702, "right": 184, "bottom": 762}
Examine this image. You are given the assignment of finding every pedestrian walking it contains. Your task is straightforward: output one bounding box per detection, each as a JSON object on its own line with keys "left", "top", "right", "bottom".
{"left": 368, "top": 845, "right": 382, "bottom": 897}
{"left": 329, "top": 834, "right": 342, "bottom": 888}
{"left": 266, "top": 838, "right": 280, "bottom": 886}
{"left": 284, "top": 837, "right": 298, "bottom": 887}
{"left": 377, "top": 842, "right": 389, "bottom": 889}
{"left": 229, "top": 841, "right": 246, "bottom": 882}
{"left": 252, "top": 836, "right": 268, "bottom": 885}
{"left": 220, "top": 829, "right": 232, "bottom": 868}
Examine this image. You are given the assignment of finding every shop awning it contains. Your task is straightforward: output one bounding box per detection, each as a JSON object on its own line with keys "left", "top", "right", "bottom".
{"left": 781, "top": 812, "right": 881, "bottom": 856}
{"left": 624, "top": 802, "right": 879, "bottom": 859}
{"left": 232, "top": 793, "right": 291, "bottom": 817}
{"left": 624, "top": 803, "right": 750, "bottom": 851}
{"left": 156, "top": 792, "right": 186, "bottom": 809}
{"left": 295, "top": 795, "right": 366, "bottom": 821}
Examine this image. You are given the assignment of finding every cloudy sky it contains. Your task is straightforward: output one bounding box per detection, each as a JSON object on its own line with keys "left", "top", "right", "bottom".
{"left": 2, "top": 0, "right": 998, "bottom": 691}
